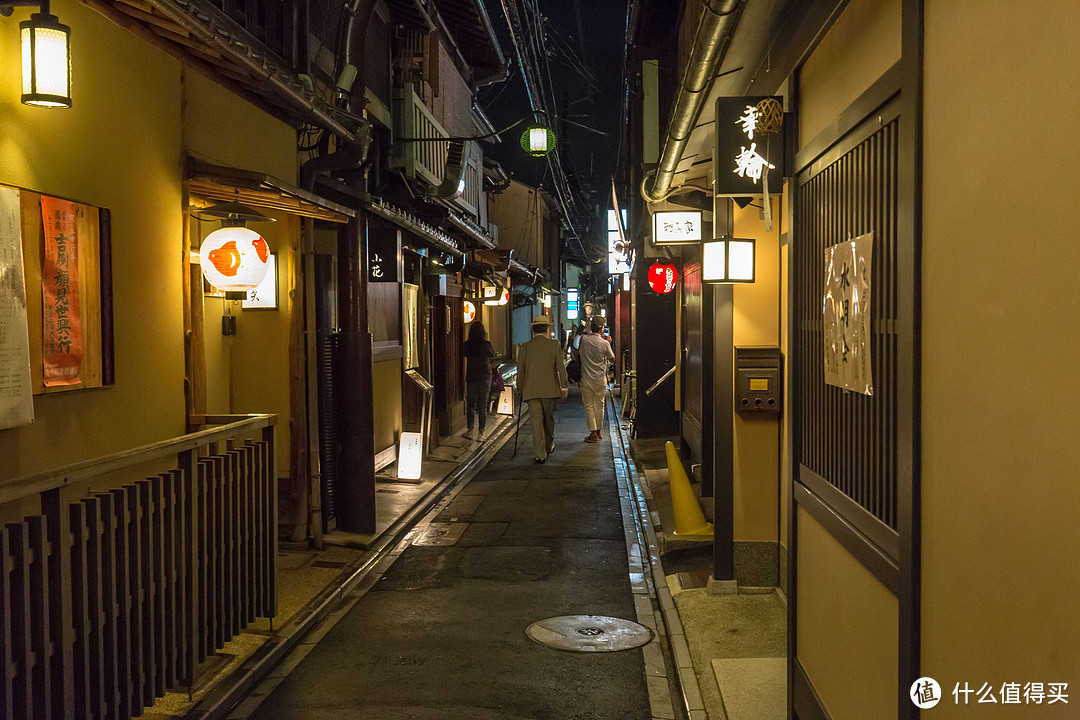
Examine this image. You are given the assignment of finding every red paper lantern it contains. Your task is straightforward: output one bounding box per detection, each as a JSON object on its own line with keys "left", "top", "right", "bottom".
{"left": 647, "top": 262, "right": 679, "bottom": 294}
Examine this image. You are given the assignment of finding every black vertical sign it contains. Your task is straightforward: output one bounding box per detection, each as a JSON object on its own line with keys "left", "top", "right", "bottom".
{"left": 368, "top": 228, "right": 401, "bottom": 283}
{"left": 714, "top": 96, "right": 787, "bottom": 197}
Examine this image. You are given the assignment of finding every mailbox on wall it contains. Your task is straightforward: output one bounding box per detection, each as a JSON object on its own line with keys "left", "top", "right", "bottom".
{"left": 734, "top": 346, "right": 782, "bottom": 416}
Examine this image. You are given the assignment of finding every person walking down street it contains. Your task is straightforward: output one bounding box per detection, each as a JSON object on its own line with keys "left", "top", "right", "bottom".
{"left": 517, "top": 314, "right": 569, "bottom": 463}
{"left": 462, "top": 321, "right": 494, "bottom": 440}
{"left": 579, "top": 319, "right": 615, "bottom": 443}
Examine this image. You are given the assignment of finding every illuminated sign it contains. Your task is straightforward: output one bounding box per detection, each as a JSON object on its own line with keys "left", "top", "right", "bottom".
{"left": 652, "top": 210, "right": 702, "bottom": 246}
{"left": 484, "top": 288, "right": 509, "bottom": 306}
{"left": 607, "top": 209, "right": 630, "bottom": 274}
{"left": 715, "top": 96, "right": 786, "bottom": 197}
{"left": 243, "top": 254, "right": 278, "bottom": 309}
{"left": 567, "top": 288, "right": 579, "bottom": 320}
{"left": 463, "top": 300, "right": 476, "bottom": 323}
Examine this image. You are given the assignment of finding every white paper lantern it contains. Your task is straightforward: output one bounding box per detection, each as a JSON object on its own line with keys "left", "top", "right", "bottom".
{"left": 200, "top": 226, "right": 270, "bottom": 293}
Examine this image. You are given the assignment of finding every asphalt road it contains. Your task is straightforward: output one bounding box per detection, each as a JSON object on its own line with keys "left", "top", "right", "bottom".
{"left": 249, "top": 390, "right": 652, "bottom": 720}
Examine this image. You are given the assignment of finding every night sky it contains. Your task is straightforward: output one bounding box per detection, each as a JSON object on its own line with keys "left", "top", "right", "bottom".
{"left": 477, "top": 0, "right": 630, "bottom": 262}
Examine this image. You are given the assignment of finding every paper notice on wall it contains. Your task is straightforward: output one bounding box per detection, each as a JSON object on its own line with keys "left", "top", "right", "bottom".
{"left": 0, "top": 186, "right": 34, "bottom": 428}
{"left": 41, "top": 195, "right": 83, "bottom": 386}
{"left": 823, "top": 233, "right": 873, "bottom": 395}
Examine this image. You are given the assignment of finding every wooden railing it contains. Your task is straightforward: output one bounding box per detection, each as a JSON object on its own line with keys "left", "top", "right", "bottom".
{"left": 0, "top": 414, "right": 278, "bottom": 720}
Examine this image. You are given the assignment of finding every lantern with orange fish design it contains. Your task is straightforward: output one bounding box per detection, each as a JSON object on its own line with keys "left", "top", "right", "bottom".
{"left": 196, "top": 200, "right": 275, "bottom": 296}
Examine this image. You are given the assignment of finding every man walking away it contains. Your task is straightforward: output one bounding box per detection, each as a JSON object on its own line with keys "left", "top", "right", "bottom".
{"left": 517, "top": 314, "right": 569, "bottom": 463}
{"left": 579, "top": 319, "right": 615, "bottom": 443}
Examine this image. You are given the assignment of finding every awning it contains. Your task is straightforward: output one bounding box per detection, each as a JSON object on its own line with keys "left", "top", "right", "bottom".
{"left": 366, "top": 196, "right": 464, "bottom": 259}
{"left": 187, "top": 158, "right": 354, "bottom": 223}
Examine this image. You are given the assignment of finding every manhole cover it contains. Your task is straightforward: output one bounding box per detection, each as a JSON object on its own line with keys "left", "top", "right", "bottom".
{"left": 525, "top": 615, "right": 653, "bottom": 652}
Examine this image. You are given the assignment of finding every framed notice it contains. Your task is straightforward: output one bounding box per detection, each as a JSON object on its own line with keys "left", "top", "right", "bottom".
{"left": 3, "top": 182, "right": 111, "bottom": 396}
{"left": 0, "top": 186, "right": 34, "bottom": 428}
{"left": 41, "top": 195, "right": 83, "bottom": 386}
{"left": 823, "top": 233, "right": 873, "bottom": 395}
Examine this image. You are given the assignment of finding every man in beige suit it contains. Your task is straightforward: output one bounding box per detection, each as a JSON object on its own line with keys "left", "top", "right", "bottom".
{"left": 517, "top": 314, "right": 569, "bottom": 463}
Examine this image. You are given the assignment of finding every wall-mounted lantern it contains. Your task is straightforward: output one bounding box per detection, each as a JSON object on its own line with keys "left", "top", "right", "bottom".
{"left": 2, "top": 1, "right": 72, "bottom": 107}
{"left": 702, "top": 236, "right": 755, "bottom": 284}
{"left": 463, "top": 300, "right": 476, "bottom": 323}
{"left": 196, "top": 200, "right": 274, "bottom": 299}
{"left": 647, "top": 261, "right": 679, "bottom": 294}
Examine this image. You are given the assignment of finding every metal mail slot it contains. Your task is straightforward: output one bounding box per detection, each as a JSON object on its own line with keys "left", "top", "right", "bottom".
{"left": 735, "top": 346, "right": 782, "bottom": 416}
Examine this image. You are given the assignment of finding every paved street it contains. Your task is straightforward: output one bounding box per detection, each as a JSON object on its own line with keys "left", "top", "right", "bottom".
{"left": 249, "top": 390, "right": 652, "bottom": 720}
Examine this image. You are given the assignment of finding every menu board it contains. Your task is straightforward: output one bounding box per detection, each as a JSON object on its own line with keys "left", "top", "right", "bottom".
{"left": 0, "top": 186, "right": 34, "bottom": 428}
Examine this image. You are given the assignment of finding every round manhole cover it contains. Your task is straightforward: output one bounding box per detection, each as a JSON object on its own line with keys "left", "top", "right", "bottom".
{"left": 525, "top": 615, "right": 653, "bottom": 652}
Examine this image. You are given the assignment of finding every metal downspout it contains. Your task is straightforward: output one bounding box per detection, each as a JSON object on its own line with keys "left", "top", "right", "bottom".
{"left": 645, "top": 0, "right": 743, "bottom": 202}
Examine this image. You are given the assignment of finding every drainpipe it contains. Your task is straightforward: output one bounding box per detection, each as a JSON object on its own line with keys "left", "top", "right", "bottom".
{"left": 645, "top": 0, "right": 744, "bottom": 202}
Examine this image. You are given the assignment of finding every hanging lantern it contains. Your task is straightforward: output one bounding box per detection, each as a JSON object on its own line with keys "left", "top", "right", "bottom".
{"left": 520, "top": 123, "right": 556, "bottom": 157}
{"left": 463, "top": 300, "right": 476, "bottom": 323}
{"left": 647, "top": 262, "right": 679, "bottom": 294}
{"left": 20, "top": 6, "right": 72, "bottom": 108}
{"left": 196, "top": 200, "right": 274, "bottom": 298}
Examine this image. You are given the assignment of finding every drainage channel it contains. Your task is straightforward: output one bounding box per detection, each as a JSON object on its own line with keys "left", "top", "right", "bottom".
{"left": 606, "top": 388, "right": 702, "bottom": 720}
{"left": 187, "top": 413, "right": 524, "bottom": 720}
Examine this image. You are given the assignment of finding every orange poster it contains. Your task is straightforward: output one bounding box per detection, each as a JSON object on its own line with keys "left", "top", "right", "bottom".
{"left": 41, "top": 196, "right": 82, "bottom": 386}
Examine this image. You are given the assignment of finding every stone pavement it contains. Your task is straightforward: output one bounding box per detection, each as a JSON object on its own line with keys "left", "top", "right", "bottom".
{"left": 241, "top": 388, "right": 653, "bottom": 719}
{"left": 142, "top": 387, "right": 787, "bottom": 720}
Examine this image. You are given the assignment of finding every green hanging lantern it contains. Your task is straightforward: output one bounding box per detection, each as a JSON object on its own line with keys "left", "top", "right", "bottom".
{"left": 520, "top": 124, "right": 556, "bottom": 157}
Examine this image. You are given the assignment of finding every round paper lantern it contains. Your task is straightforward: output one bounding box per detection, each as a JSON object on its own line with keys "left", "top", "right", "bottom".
{"left": 647, "top": 262, "right": 679, "bottom": 294}
{"left": 520, "top": 125, "right": 555, "bottom": 157}
{"left": 463, "top": 300, "right": 476, "bottom": 323}
{"left": 200, "top": 226, "right": 270, "bottom": 292}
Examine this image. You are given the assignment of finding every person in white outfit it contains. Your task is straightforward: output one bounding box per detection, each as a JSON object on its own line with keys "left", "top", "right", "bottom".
{"left": 578, "top": 319, "right": 615, "bottom": 443}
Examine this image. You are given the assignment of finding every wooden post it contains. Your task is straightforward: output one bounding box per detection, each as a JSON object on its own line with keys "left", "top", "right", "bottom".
{"left": 302, "top": 218, "right": 325, "bottom": 547}
{"left": 335, "top": 213, "right": 376, "bottom": 534}
{"left": 287, "top": 214, "right": 309, "bottom": 543}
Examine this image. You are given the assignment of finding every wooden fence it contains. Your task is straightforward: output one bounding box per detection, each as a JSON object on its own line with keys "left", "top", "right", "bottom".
{"left": 0, "top": 415, "right": 277, "bottom": 719}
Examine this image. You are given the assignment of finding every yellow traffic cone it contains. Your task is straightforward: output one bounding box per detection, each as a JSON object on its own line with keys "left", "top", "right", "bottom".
{"left": 666, "top": 441, "right": 714, "bottom": 537}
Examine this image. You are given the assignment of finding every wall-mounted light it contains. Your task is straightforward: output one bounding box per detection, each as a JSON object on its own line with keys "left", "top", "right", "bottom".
{"left": 651, "top": 210, "right": 702, "bottom": 246}
{"left": 463, "top": 300, "right": 476, "bottom": 323}
{"left": 196, "top": 200, "right": 275, "bottom": 299}
{"left": 702, "top": 236, "right": 756, "bottom": 283}
{"left": 2, "top": 1, "right": 71, "bottom": 107}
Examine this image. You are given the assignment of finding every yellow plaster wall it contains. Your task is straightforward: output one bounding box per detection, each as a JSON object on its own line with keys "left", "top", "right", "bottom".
{"left": 182, "top": 70, "right": 297, "bottom": 183}
{"left": 731, "top": 201, "right": 782, "bottom": 542}
{"left": 921, "top": 3, "right": 1080, "bottom": 711}
{"left": 798, "top": 0, "right": 900, "bottom": 150}
{"left": 183, "top": 69, "right": 299, "bottom": 476}
{"left": 0, "top": 0, "right": 185, "bottom": 480}
{"left": 797, "top": 507, "right": 898, "bottom": 720}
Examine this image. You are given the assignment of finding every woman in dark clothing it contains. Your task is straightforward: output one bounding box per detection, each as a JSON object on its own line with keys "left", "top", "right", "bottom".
{"left": 462, "top": 321, "right": 494, "bottom": 439}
